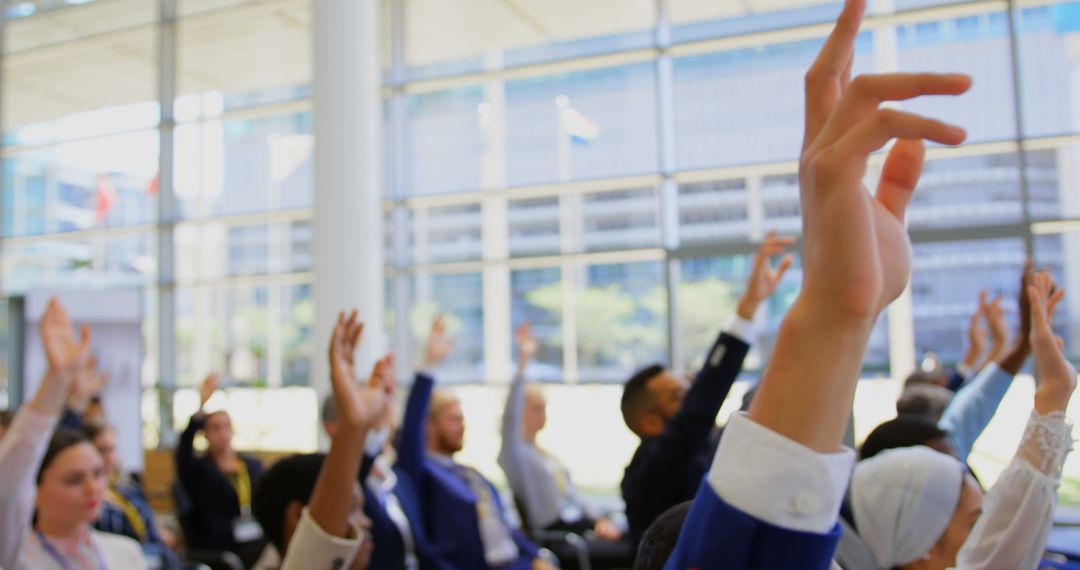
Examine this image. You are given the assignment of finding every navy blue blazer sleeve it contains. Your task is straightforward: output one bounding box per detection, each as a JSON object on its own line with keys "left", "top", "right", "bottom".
{"left": 664, "top": 480, "right": 841, "bottom": 570}
{"left": 398, "top": 373, "right": 434, "bottom": 484}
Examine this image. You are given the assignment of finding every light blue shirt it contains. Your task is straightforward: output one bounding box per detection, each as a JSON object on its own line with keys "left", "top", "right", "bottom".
{"left": 938, "top": 363, "right": 1014, "bottom": 462}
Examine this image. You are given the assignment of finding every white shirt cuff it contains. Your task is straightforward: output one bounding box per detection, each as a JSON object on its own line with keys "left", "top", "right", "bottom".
{"left": 724, "top": 316, "right": 758, "bottom": 345}
{"left": 281, "top": 508, "right": 364, "bottom": 570}
{"left": 709, "top": 413, "right": 855, "bottom": 534}
{"left": 365, "top": 427, "right": 391, "bottom": 457}
{"left": 955, "top": 362, "right": 974, "bottom": 379}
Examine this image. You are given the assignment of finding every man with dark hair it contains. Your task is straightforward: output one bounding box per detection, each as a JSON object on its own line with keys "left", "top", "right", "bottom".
{"left": 620, "top": 232, "right": 794, "bottom": 545}
{"left": 632, "top": 502, "right": 692, "bottom": 570}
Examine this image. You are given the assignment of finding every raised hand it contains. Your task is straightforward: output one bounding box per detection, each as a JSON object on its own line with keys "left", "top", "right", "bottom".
{"left": 40, "top": 297, "right": 90, "bottom": 375}
{"left": 982, "top": 291, "right": 1007, "bottom": 352}
{"left": 799, "top": 0, "right": 970, "bottom": 321}
{"left": 30, "top": 298, "right": 91, "bottom": 415}
{"left": 515, "top": 322, "right": 539, "bottom": 370}
{"left": 1027, "top": 272, "right": 1075, "bottom": 414}
{"left": 67, "top": 355, "right": 109, "bottom": 414}
{"left": 963, "top": 295, "right": 988, "bottom": 366}
{"left": 198, "top": 371, "right": 222, "bottom": 412}
{"left": 329, "top": 310, "right": 364, "bottom": 387}
{"left": 423, "top": 315, "right": 455, "bottom": 370}
{"left": 737, "top": 231, "right": 796, "bottom": 320}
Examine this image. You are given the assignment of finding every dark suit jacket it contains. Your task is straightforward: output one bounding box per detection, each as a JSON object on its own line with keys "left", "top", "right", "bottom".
{"left": 361, "top": 454, "right": 455, "bottom": 570}
{"left": 175, "top": 414, "right": 264, "bottom": 550}
{"left": 398, "top": 373, "right": 540, "bottom": 570}
{"left": 621, "top": 330, "right": 750, "bottom": 545}
{"left": 665, "top": 480, "right": 841, "bottom": 570}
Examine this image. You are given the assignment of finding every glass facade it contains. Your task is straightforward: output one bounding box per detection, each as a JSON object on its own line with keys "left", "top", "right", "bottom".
{"left": 2, "top": 0, "right": 1079, "bottom": 494}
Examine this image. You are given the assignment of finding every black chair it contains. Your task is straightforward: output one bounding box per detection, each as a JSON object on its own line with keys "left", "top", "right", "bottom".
{"left": 512, "top": 494, "right": 592, "bottom": 570}
{"left": 171, "top": 482, "right": 244, "bottom": 570}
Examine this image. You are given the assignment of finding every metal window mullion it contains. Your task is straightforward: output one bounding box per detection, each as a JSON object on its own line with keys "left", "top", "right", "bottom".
{"left": 1005, "top": 0, "right": 1035, "bottom": 257}
{"left": 157, "top": 0, "right": 179, "bottom": 446}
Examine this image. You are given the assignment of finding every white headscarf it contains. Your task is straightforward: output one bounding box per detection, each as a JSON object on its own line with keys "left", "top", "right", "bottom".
{"left": 850, "top": 446, "right": 966, "bottom": 568}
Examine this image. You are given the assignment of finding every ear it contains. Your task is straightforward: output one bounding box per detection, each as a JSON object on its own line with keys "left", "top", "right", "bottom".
{"left": 639, "top": 412, "right": 663, "bottom": 437}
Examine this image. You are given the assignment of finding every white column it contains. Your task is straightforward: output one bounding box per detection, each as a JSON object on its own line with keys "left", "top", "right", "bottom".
{"left": 312, "top": 0, "right": 385, "bottom": 397}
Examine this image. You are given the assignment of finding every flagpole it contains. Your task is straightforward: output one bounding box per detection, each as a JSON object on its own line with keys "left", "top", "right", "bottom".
{"left": 555, "top": 95, "right": 572, "bottom": 183}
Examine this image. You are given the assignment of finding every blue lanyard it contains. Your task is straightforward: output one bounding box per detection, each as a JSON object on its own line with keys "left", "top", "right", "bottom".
{"left": 35, "top": 530, "right": 108, "bottom": 570}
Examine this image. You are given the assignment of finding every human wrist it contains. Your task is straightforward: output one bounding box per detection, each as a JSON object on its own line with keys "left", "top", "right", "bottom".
{"left": 1034, "top": 388, "right": 1074, "bottom": 416}
{"left": 736, "top": 296, "right": 758, "bottom": 321}
{"left": 28, "top": 370, "right": 71, "bottom": 416}
{"left": 997, "top": 341, "right": 1030, "bottom": 375}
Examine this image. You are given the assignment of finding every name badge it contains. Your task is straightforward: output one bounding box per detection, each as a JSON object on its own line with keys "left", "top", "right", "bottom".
{"left": 233, "top": 513, "right": 264, "bottom": 543}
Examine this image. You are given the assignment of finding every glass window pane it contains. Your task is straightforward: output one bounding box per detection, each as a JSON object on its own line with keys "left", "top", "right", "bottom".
{"left": 405, "top": 0, "right": 655, "bottom": 78}
{"left": 907, "top": 151, "right": 1024, "bottom": 230}
{"left": 404, "top": 64, "right": 659, "bottom": 196}
{"left": 3, "top": 1, "right": 157, "bottom": 142}
{"left": 1017, "top": 2, "right": 1080, "bottom": 138}
{"left": 1, "top": 232, "right": 156, "bottom": 294}
{"left": 3, "top": 131, "right": 159, "bottom": 236}
{"left": 761, "top": 173, "right": 803, "bottom": 235}
{"left": 576, "top": 260, "right": 666, "bottom": 381}
{"left": 282, "top": 283, "right": 313, "bottom": 386}
{"left": 1027, "top": 145, "right": 1080, "bottom": 222}
{"left": 671, "top": 0, "right": 841, "bottom": 43}
{"left": 673, "top": 34, "right": 871, "bottom": 169}
{"left": 511, "top": 267, "right": 563, "bottom": 379}
{"left": 678, "top": 254, "right": 801, "bottom": 373}
{"left": 175, "top": 284, "right": 274, "bottom": 387}
{"left": 403, "top": 86, "right": 485, "bottom": 196}
{"left": 509, "top": 197, "right": 560, "bottom": 257}
{"left": 1035, "top": 234, "right": 1080, "bottom": 365}
{"left": 910, "top": 238, "right": 1027, "bottom": 365}
{"left": 678, "top": 178, "right": 750, "bottom": 244}
{"left": 175, "top": 220, "right": 311, "bottom": 281}
{"left": 410, "top": 272, "right": 484, "bottom": 383}
{"left": 177, "top": 0, "right": 311, "bottom": 111}
{"left": 411, "top": 204, "right": 483, "bottom": 264}
{"left": 582, "top": 187, "right": 659, "bottom": 252}
{"left": 505, "top": 64, "right": 658, "bottom": 187}
{"left": 894, "top": 10, "right": 1017, "bottom": 144}
{"left": 174, "top": 111, "right": 313, "bottom": 218}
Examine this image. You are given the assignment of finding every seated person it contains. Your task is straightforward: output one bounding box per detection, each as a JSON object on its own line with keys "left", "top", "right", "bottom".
{"left": 323, "top": 387, "right": 449, "bottom": 569}
{"left": 86, "top": 422, "right": 182, "bottom": 569}
{"left": 620, "top": 232, "right": 793, "bottom": 544}
{"left": 0, "top": 298, "right": 146, "bottom": 570}
{"left": 894, "top": 383, "right": 953, "bottom": 422}
{"left": 499, "top": 322, "right": 623, "bottom": 540}
{"left": 175, "top": 372, "right": 266, "bottom": 563}
{"left": 398, "top": 317, "right": 553, "bottom": 570}
{"left": 662, "top": 1, "right": 980, "bottom": 566}
{"left": 837, "top": 275, "right": 1073, "bottom": 569}
{"left": 256, "top": 309, "right": 386, "bottom": 570}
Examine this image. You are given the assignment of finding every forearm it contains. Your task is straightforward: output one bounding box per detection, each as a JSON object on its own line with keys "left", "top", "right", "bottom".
{"left": 398, "top": 373, "right": 433, "bottom": 478}
{"left": 27, "top": 370, "right": 71, "bottom": 417}
{"left": 747, "top": 298, "right": 875, "bottom": 453}
{"left": 996, "top": 341, "right": 1031, "bottom": 376}
{"left": 308, "top": 424, "right": 369, "bottom": 540}
{"left": 0, "top": 407, "right": 60, "bottom": 570}
{"left": 502, "top": 371, "right": 526, "bottom": 445}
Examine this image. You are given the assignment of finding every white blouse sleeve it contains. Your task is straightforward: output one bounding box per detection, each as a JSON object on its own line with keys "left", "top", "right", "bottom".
{"left": 280, "top": 508, "right": 365, "bottom": 570}
{"left": 0, "top": 408, "right": 59, "bottom": 570}
{"left": 955, "top": 411, "right": 1074, "bottom": 570}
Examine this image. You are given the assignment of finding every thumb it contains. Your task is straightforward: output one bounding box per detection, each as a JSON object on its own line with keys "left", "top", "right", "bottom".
{"left": 876, "top": 138, "right": 925, "bottom": 222}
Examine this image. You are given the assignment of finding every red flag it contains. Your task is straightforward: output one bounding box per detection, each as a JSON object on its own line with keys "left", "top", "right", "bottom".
{"left": 146, "top": 171, "right": 159, "bottom": 195}
{"left": 96, "top": 174, "right": 117, "bottom": 223}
